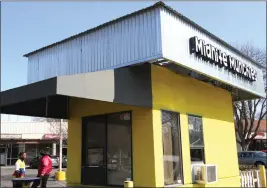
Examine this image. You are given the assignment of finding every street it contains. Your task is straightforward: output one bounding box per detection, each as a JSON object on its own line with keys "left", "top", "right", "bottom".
{"left": 0, "top": 167, "right": 66, "bottom": 188}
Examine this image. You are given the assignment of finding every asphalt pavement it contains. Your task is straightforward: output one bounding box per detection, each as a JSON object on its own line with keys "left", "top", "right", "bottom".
{"left": 0, "top": 166, "right": 66, "bottom": 187}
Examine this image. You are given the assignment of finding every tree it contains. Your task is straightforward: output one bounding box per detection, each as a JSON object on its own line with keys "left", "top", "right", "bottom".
{"left": 33, "top": 118, "right": 68, "bottom": 145}
{"left": 234, "top": 44, "right": 266, "bottom": 151}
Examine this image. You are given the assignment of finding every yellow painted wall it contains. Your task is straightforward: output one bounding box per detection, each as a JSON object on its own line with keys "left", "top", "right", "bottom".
{"left": 151, "top": 65, "right": 240, "bottom": 187}
{"left": 67, "top": 115, "right": 82, "bottom": 184}
{"left": 67, "top": 64, "right": 240, "bottom": 187}
{"left": 67, "top": 98, "right": 163, "bottom": 187}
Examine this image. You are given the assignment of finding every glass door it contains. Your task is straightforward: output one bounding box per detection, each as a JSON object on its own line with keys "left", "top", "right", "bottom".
{"left": 107, "top": 113, "right": 132, "bottom": 186}
{"left": 82, "top": 116, "right": 106, "bottom": 186}
{"left": 81, "top": 112, "right": 132, "bottom": 186}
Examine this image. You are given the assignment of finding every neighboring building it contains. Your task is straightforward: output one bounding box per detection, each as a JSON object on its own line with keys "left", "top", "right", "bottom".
{"left": 248, "top": 120, "right": 267, "bottom": 151}
{"left": 0, "top": 2, "right": 265, "bottom": 187}
{"left": 236, "top": 120, "right": 267, "bottom": 152}
{"left": 0, "top": 121, "right": 67, "bottom": 165}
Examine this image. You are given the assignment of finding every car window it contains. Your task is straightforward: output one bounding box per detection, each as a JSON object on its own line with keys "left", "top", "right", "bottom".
{"left": 256, "top": 152, "right": 267, "bottom": 157}
{"left": 244, "top": 153, "right": 253, "bottom": 157}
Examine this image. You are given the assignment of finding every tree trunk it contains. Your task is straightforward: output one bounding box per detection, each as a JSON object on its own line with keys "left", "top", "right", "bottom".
{"left": 241, "top": 142, "right": 250, "bottom": 151}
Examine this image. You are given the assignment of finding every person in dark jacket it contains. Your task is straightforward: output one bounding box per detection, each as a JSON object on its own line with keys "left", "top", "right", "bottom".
{"left": 31, "top": 151, "right": 52, "bottom": 188}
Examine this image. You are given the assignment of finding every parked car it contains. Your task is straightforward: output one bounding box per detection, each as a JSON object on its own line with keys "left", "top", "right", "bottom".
{"left": 62, "top": 155, "right": 67, "bottom": 168}
{"left": 238, "top": 151, "right": 267, "bottom": 167}
{"left": 29, "top": 155, "right": 67, "bottom": 169}
{"left": 261, "top": 150, "right": 267, "bottom": 153}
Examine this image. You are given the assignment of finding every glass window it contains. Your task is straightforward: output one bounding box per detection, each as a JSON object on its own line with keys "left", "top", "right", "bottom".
{"left": 238, "top": 153, "right": 245, "bottom": 158}
{"left": 256, "top": 151, "right": 267, "bottom": 157}
{"left": 25, "top": 144, "right": 37, "bottom": 157}
{"left": 162, "top": 111, "right": 183, "bottom": 185}
{"left": 0, "top": 147, "right": 5, "bottom": 153}
{"left": 25, "top": 144, "right": 37, "bottom": 164}
{"left": 84, "top": 116, "right": 105, "bottom": 166}
{"left": 188, "top": 115, "right": 205, "bottom": 162}
{"left": 87, "top": 148, "right": 104, "bottom": 166}
{"left": 11, "top": 144, "right": 25, "bottom": 158}
{"left": 82, "top": 112, "right": 132, "bottom": 186}
{"left": 255, "top": 140, "right": 261, "bottom": 150}
{"left": 107, "top": 112, "right": 132, "bottom": 186}
{"left": 7, "top": 144, "right": 11, "bottom": 158}
{"left": 244, "top": 152, "right": 253, "bottom": 158}
{"left": 263, "top": 139, "right": 267, "bottom": 150}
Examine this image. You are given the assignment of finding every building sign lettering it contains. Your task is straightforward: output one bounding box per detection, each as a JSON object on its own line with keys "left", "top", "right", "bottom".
{"left": 189, "top": 36, "right": 257, "bottom": 81}
{"left": 0, "top": 134, "right": 22, "bottom": 139}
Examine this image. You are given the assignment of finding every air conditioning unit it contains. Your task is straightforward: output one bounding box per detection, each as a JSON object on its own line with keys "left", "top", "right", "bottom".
{"left": 192, "top": 164, "right": 217, "bottom": 184}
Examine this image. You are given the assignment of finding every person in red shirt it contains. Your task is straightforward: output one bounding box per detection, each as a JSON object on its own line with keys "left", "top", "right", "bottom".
{"left": 31, "top": 151, "right": 52, "bottom": 188}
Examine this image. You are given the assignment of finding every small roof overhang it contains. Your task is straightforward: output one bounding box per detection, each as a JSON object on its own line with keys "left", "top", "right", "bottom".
{"left": 0, "top": 77, "right": 69, "bottom": 119}
{"left": 0, "top": 65, "right": 153, "bottom": 119}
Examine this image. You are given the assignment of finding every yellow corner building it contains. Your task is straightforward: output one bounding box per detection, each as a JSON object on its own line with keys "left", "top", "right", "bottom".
{"left": 1, "top": 2, "right": 265, "bottom": 187}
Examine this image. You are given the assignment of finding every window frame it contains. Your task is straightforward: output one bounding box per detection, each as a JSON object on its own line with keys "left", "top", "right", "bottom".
{"left": 187, "top": 114, "right": 205, "bottom": 164}
{"left": 161, "top": 110, "right": 184, "bottom": 186}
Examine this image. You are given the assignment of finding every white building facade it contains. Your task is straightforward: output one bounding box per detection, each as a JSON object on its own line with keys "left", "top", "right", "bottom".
{"left": 0, "top": 121, "right": 67, "bottom": 166}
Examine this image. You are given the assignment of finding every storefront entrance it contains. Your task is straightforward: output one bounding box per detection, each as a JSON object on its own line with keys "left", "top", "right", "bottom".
{"left": 81, "top": 112, "right": 132, "bottom": 186}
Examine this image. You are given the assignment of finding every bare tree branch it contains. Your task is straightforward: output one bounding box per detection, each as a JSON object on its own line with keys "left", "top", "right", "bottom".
{"left": 247, "top": 99, "right": 262, "bottom": 138}
{"left": 234, "top": 104, "right": 245, "bottom": 144}
{"left": 33, "top": 117, "right": 68, "bottom": 145}
{"left": 233, "top": 44, "right": 266, "bottom": 151}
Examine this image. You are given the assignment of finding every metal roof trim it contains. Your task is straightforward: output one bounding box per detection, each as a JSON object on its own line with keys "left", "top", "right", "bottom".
{"left": 23, "top": 1, "right": 264, "bottom": 69}
{"left": 23, "top": 2, "right": 161, "bottom": 57}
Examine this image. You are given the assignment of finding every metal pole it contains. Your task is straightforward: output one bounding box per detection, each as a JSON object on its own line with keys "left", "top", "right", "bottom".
{"left": 59, "top": 119, "right": 63, "bottom": 171}
{"left": 5, "top": 145, "right": 7, "bottom": 166}
{"left": 10, "top": 144, "right": 12, "bottom": 166}
{"left": 52, "top": 143, "right": 56, "bottom": 156}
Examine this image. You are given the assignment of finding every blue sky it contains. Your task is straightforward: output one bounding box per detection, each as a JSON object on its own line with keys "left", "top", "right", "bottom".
{"left": 1, "top": 1, "right": 266, "bottom": 121}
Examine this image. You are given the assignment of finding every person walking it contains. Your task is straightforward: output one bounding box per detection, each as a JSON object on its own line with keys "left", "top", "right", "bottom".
{"left": 31, "top": 151, "right": 52, "bottom": 188}
{"left": 12, "top": 152, "right": 27, "bottom": 188}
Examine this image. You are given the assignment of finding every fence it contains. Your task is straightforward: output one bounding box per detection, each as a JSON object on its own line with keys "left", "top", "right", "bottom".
{"left": 240, "top": 169, "right": 261, "bottom": 187}
{"left": 240, "top": 165, "right": 266, "bottom": 188}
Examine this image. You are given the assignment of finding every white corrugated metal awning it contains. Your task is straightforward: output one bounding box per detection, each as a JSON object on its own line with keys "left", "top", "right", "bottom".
{"left": 22, "top": 2, "right": 265, "bottom": 100}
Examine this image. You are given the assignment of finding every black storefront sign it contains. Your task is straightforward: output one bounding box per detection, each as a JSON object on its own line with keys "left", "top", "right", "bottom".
{"left": 189, "top": 36, "right": 257, "bottom": 82}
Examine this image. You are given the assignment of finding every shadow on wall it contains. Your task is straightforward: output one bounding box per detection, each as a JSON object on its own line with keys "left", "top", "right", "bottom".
{"left": 113, "top": 63, "right": 153, "bottom": 108}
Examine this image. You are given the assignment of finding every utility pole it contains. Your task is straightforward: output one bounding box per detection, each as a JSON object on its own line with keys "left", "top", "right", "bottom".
{"left": 55, "top": 119, "right": 66, "bottom": 181}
